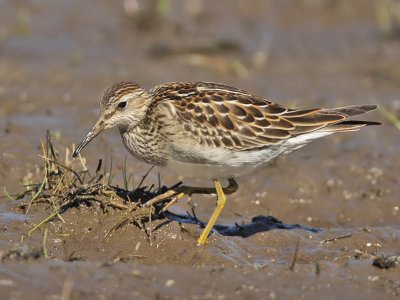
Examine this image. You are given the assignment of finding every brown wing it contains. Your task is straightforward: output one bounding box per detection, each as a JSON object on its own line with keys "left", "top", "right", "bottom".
{"left": 149, "top": 82, "right": 356, "bottom": 150}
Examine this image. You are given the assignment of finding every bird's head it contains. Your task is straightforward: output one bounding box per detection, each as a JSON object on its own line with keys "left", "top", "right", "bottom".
{"left": 72, "top": 82, "right": 151, "bottom": 158}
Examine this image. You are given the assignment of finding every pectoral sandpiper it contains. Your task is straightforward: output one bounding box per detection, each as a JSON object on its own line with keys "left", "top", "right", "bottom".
{"left": 73, "top": 81, "right": 379, "bottom": 245}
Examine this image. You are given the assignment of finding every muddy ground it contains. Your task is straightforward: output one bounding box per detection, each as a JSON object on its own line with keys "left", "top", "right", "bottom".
{"left": 1, "top": 0, "right": 400, "bottom": 299}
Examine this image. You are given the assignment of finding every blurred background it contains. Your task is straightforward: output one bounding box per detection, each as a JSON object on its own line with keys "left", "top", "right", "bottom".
{"left": 1, "top": 2, "right": 400, "bottom": 298}
{"left": 1, "top": 0, "right": 399, "bottom": 214}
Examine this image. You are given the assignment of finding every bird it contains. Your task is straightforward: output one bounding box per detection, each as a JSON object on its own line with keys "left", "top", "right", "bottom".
{"left": 72, "top": 81, "right": 380, "bottom": 245}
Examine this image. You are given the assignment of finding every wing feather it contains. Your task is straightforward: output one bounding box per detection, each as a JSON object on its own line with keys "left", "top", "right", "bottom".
{"left": 149, "top": 82, "right": 377, "bottom": 150}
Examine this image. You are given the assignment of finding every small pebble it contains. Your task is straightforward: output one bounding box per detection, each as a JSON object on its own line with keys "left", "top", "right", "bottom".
{"left": 131, "top": 269, "right": 143, "bottom": 278}
{"left": 165, "top": 279, "right": 175, "bottom": 287}
{"left": 368, "top": 276, "right": 380, "bottom": 282}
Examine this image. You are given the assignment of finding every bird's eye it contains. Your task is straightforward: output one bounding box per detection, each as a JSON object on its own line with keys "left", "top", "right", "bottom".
{"left": 117, "top": 101, "right": 127, "bottom": 109}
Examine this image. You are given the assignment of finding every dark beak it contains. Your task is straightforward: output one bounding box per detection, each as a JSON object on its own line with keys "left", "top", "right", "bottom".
{"left": 72, "top": 119, "right": 105, "bottom": 158}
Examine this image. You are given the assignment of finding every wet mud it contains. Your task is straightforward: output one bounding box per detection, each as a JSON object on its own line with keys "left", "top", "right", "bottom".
{"left": 1, "top": 0, "right": 400, "bottom": 299}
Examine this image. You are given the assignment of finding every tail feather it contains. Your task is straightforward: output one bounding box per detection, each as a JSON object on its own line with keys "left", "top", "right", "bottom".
{"left": 321, "top": 106, "right": 381, "bottom": 132}
{"left": 321, "top": 122, "right": 368, "bottom": 133}
{"left": 321, "top": 104, "right": 378, "bottom": 118}
{"left": 285, "top": 104, "right": 380, "bottom": 136}
{"left": 276, "top": 104, "right": 379, "bottom": 155}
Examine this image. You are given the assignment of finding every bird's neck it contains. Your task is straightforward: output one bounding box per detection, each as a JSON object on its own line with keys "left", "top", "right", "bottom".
{"left": 117, "top": 115, "right": 151, "bottom": 135}
{"left": 118, "top": 124, "right": 129, "bottom": 134}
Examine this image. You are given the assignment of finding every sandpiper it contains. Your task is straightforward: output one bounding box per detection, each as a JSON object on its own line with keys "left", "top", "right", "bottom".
{"left": 73, "top": 81, "right": 379, "bottom": 245}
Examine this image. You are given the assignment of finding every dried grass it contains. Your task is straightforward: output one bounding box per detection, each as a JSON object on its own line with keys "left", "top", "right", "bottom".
{"left": 11, "top": 130, "right": 179, "bottom": 240}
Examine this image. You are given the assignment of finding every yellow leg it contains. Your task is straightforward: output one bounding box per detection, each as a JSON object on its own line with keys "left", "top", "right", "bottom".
{"left": 197, "top": 179, "right": 226, "bottom": 245}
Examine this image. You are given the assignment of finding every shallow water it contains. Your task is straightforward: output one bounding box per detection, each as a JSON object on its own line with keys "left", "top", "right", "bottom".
{"left": 1, "top": 0, "right": 400, "bottom": 299}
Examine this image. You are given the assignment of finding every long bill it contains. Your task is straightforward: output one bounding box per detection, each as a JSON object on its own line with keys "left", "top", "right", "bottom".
{"left": 72, "top": 119, "right": 105, "bottom": 158}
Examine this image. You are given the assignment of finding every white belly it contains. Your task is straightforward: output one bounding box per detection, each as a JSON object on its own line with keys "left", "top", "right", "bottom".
{"left": 166, "top": 158, "right": 262, "bottom": 179}
{"left": 166, "top": 144, "right": 282, "bottom": 179}
{"left": 166, "top": 131, "right": 333, "bottom": 179}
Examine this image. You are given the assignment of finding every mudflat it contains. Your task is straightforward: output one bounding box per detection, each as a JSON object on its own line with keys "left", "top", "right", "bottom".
{"left": 1, "top": 1, "right": 399, "bottom": 299}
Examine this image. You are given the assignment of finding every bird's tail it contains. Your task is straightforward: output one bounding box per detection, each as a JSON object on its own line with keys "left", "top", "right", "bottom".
{"left": 319, "top": 104, "right": 380, "bottom": 132}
